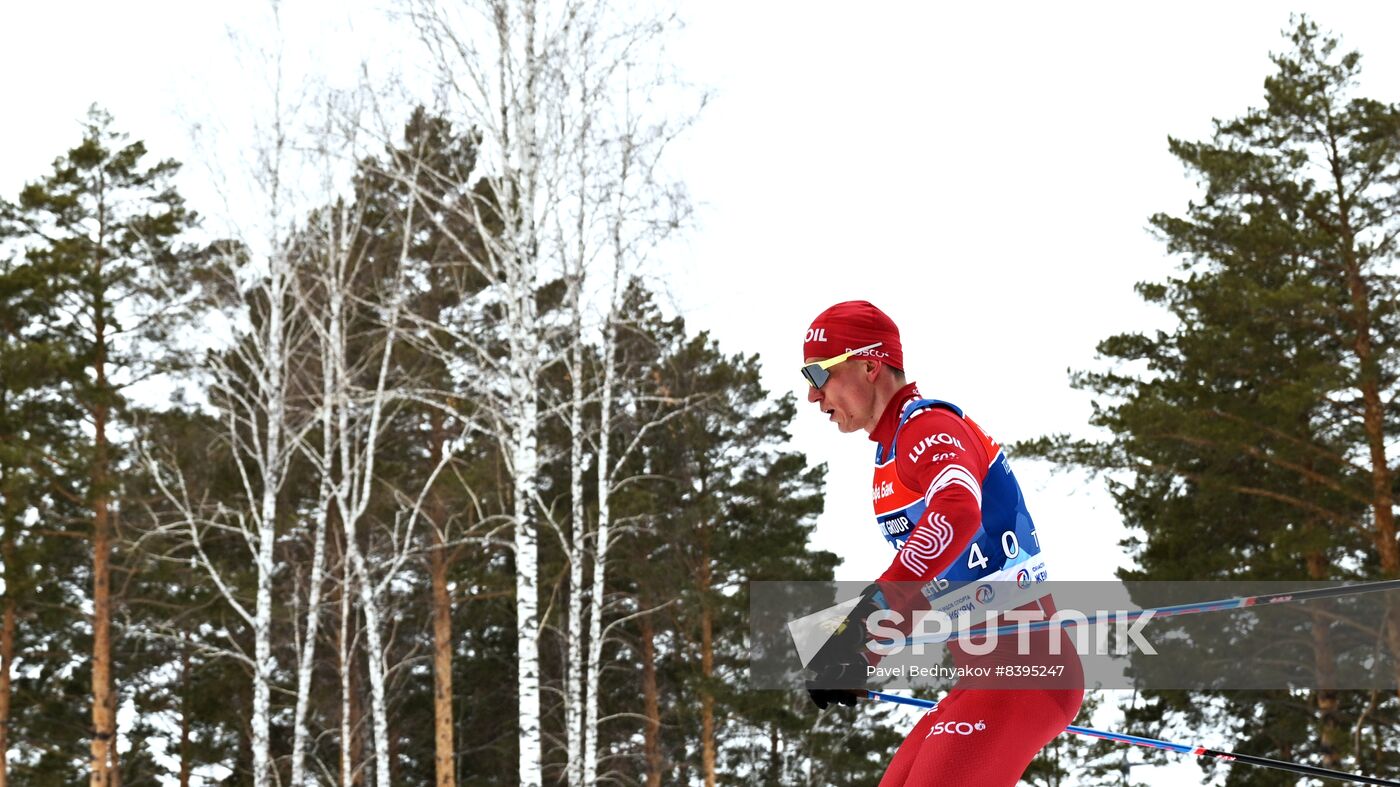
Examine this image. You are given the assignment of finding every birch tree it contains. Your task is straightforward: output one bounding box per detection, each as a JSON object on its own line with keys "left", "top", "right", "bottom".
{"left": 579, "top": 55, "right": 699, "bottom": 787}
{"left": 139, "top": 49, "right": 324, "bottom": 783}
{"left": 302, "top": 149, "right": 410, "bottom": 787}
{"left": 142, "top": 197, "right": 310, "bottom": 787}
{"left": 365, "top": 108, "right": 501, "bottom": 787}
{"left": 293, "top": 98, "right": 501, "bottom": 787}
{"left": 404, "top": 5, "right": 699, "bottom": 785}
{"left": 405, "top": 4, "right": 572, "bottom": 783}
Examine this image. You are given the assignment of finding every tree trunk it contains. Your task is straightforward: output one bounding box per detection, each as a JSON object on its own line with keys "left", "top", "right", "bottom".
{"left": 506, "top": 157, "right": 545, "bottom": 787}
{"left": 90, "top": 368, "right": 118, "bottom": 787}
{"left": 292, "top": 351, "right": 336, "bottom": 787}
{"left": 563, "top": 35, "right": 594, "bottom": 783}
{"left": 326, "top": 193, "right": 398, "bottom": 787}
{"left": 512, "top": 378, "right": 542, "bottom": 787}
{"left": 347, "top": 540, "right": 392, "bottom": 787}
{"left": 0, "top": 534, "right": 14, "bottom": 787}
{"left": 584, "top": 284, "right": 619, "bottom": 787}
{"left": 698, "top": 534, "right": 716, "bottom": 787}
{"left": 565, "top": 334, "right": 586, "bottom": 787}
{"left": 428, "top": 411, "right": 457, "bottom": 787}
{"left": 1343, "top": 261, "right": 1400, "bottom": 692}
{"left": 1341, "top": 255, "right": 1399, "bottom": 570}
{"left": 640, "top": 612, "right": 662, "bottom": 787}
{"left": 341, "top": 556, "right": 358, "bottom": 787}
{"left": 504, "top": 3, "right": 543, "bottom": 780}
{"left": 250, "top": 251, "right": 287, "bottom": 787}
{"left": 290, "top": 492, "right": 332, "bottom": 786}
{"left": 179, "top": 647, "right": 191, "bottom": 787}
{"left": 1331, "top": 160, "right": 1400, "bottom": 692}
{"left": 700, "top": 616, "right": 716, "bottom": 787}
{"left": 429, "top": 541, "right": 456, "bottom": 787}
{"left": 87, "top": 160, "right": 120, "bottom": 787}
{"left": 1305, "top": 551, "right": 1343, "bottom": 770}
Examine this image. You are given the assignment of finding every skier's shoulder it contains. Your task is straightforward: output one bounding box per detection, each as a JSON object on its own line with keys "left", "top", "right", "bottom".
{"left": 893, "top": 402, "right": 982, "bottom": 481}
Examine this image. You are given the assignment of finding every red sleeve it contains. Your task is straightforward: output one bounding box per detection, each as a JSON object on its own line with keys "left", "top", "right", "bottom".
{"left": 877, "top": 407, "right": 987, "bottom": 589}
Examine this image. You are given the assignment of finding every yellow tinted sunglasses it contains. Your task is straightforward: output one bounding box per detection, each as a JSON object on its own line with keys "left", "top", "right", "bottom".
{"left": 801, "top": 342, "right": 883, "bottom": 388}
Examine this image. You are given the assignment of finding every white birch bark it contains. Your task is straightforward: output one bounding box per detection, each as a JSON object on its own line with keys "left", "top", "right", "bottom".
{"left": 250, "top": 245, "right": 285, "bottom": 787}
{"left": 304, "top": 127, "right": 476, "bottom": 787}
{"left": 407, "top": 3, "right": 549, "bottom": 784}
{"left": 563, "top": 14, "right": 596, "bottom": 782}
{"left": 565, "top": 296, "right": 586, "bottom": 787}
{"left": 141, "top": 105, "right": 311, "bottom": 787}
{"left": 513, "top": 5, "right": 545, "bottom": 780}
{"left": 289, "top": 134, "right": 346, "bottom": 778}
{"left": 404, "top": 3, "right": 699, "bottom": 783}
{"left": 508, "top": 12, "right": 545, "bottom": 770}
{"left": 511, "top": 346, "right": 543, "bottom": 787}
{"left": 289, "top": 337, "right": 335, "bottom": 785}
{"left": 286, "top": 234, "right": 341, "bottom": 786}
{"left": 243, "top": 47, "right": 303, "bottom": 787}
{"left": 347, "top": 543, "right": 393, "bottom": 787}
{"left": 142, "top": 233, "right": 299, "bottom": 787}
{"left": 340, "top": 555, "right": 355, "bottom": 787}
{"left": 319, "top": 192, "right": 400, "bottom": 787}
{"left": 562, "top": 21, "right": 594, "bottom": 779}
{"left": 282, "top": 193, "right": 340, "bottom": 778}
{"left": 581, "top": 209, "right": 631, "bottom": 783}
{"left": 581, "top": 299, "right": 613, "bottom": 787}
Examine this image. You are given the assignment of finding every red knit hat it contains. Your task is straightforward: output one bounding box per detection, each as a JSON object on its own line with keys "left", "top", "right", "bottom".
{"left": 802, "top": 301, "right": 903, "bottom": 370}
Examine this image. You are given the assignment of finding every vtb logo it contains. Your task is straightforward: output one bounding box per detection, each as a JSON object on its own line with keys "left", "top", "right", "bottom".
{"left": 805, "top": 327, "right": 827, "bottom": 343}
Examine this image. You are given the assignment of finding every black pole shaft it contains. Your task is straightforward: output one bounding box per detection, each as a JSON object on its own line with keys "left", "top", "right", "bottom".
{"left": 1198, "top": 747, "right": 1400, "bottom": 786}
{"left": 1243, "top": 578, "right": 1400, "bottom": 608}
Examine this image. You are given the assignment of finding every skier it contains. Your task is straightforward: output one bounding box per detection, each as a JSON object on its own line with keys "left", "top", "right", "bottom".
{"left": 800, "top": 300, "right": 1083, "bottom": 787}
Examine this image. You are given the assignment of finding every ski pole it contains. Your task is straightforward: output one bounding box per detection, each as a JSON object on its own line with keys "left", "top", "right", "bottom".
{"left": 866, "top": 690, "right": 1400, "bottom": 786}
{"left": 900, "top": 577, "right": 1400, "bottom": 648}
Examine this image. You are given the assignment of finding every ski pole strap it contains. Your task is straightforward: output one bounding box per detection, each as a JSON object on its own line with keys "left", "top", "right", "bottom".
{"left": 865, "top": 691, "right": 1400, "bottom": 786}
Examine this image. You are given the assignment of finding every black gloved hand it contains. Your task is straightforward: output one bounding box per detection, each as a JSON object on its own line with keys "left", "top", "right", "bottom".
{"left": 805, "top": 584, "right": 887, "bottom": 710}
{"left": 806, "top": 655, "right": 867, "bottom": 709}
{"left": 807, "top": 686, "right": 863, "bottom": 710}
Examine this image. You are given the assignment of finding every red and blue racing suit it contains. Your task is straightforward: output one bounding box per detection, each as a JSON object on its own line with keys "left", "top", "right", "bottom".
{"left": 868, "top": 384, "right": 1083, "bottom": 787}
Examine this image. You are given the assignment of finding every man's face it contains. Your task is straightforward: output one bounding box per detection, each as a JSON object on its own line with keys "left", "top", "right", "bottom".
{"left": 805, "top": 356, "right": 879, "bottom": 434}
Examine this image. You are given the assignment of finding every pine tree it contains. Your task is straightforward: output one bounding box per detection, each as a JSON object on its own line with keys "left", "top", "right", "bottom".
{"left": 1019, "top": 17, "right": 1400, "bottom": 783}
{"left": 127, "top": 402, "right": 256, "bottom": 785}
{"left": 0, "top": 176, "right": 89, "bottom": 786}
{"left": 598, "top": 288, "right": 897, "bottom": 786}
{"left": 337, "top": 107, "right": 499, "bottom": 787}
{"left": 4, "top": 106, "right": 200, "bottom": 785}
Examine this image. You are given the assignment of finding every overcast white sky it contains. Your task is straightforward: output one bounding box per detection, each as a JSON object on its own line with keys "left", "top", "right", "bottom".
{"left": 658, "top": 2, "right": 1400, "bottom": 589}
{"left": 6, "top": 2, "right": 1400, "bottom": 784}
